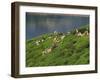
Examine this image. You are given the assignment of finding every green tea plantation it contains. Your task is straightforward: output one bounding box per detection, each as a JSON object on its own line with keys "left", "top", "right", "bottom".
{"left": 26, "top": 25, "right": 89, "bottom": 67}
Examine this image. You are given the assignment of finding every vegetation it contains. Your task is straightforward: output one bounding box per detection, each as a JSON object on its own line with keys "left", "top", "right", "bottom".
{"left": 26, "top": 24, "right": 89, "bottom": 67}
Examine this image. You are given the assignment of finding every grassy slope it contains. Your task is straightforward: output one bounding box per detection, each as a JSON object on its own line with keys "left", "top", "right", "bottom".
{"left": 26, "top": 25, "right": 89, "bottom": 67}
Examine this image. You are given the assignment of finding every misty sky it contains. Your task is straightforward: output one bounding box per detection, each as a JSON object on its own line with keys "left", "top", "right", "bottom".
{"left": 26, "top": 12, "right": 89, "bottom": 40}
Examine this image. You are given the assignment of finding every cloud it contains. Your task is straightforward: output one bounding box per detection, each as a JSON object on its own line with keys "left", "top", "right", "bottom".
{"left": 26, "top": 13, "right": 89, "bottom": 40}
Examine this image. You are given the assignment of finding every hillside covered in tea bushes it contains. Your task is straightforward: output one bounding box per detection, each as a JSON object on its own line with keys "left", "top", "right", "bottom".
{"left": 26, "top": 25, "right": 89, "bottom": 67}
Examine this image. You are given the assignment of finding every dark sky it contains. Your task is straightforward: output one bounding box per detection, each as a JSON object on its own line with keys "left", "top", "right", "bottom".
{"left": 26, "top": 12, "right": 89, "bottom": 40}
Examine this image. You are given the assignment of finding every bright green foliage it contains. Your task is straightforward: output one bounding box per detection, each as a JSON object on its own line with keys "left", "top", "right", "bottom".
{"left": 26, "top": 25, "right": 89, "bottom": 67}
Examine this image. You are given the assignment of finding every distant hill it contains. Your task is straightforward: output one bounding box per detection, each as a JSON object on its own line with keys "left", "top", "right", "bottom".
{"left": 26, "top": 24, "right": 89, "bottom": 67}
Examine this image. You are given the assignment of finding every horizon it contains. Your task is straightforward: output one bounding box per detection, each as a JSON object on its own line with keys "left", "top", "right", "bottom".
{"left": 26, "top": 12, "right": 89, "bottom": 40}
